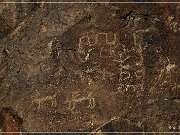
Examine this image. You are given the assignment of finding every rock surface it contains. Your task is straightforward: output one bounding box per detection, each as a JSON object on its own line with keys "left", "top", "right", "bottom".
{"left": 0, "top": 0, "right": 179, "bottom": 133}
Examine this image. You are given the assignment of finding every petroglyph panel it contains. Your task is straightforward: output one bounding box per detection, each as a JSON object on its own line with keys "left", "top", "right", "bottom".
{"left": 77, "top": 30, "right": 145, "bottom": 93}
{"left": 0, "top": 3, "right": 179, "bottom": 132}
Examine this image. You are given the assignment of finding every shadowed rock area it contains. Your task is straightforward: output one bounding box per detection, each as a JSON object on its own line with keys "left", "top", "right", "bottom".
{"left": 0, "top": 0, "right": 179, "bottom": 134}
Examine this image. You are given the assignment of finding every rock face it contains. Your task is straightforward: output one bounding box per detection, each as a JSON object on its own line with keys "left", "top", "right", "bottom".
{"left": 0, "top": 1, "right": 38, "bottom": 39}
{"left": 0, "top": 1, "right": 179, "bottom": 133}
{"left": 0, "top": 107, "right": 23, "bottom": 135}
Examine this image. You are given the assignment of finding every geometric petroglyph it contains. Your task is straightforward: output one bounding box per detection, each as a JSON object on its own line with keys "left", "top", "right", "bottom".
{"left": 78, "top": 30, "right": 145, "bottom": 93}
{"left": 78, "top": 32, "right": 118, "bottom": 61}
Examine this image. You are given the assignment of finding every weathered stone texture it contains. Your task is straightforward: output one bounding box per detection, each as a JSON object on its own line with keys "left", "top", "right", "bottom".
{"left": 0, "top": 1, "right": 179, "bottom": 133}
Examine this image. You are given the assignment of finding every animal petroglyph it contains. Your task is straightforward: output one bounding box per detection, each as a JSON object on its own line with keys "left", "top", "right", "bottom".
{"left": 33, "top": 92, "right": 57, "bottom": 109}
{"left": 66, "top": 92, "right": 95, "bottom": 112}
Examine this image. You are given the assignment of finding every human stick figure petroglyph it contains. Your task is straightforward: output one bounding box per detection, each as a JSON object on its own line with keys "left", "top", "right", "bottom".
{"left": 66, "top": 91, "right": 95, "bottom": 112}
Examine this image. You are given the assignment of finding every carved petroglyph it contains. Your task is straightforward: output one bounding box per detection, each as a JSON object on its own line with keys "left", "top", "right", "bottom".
{"left": 118, "top": 27, "right": 159, "bottom": 93}
{"left": 167, "top": 15, "right": 180, "bottom": 33}
{"left": 78, "top": 30, "right": 145, "bottom": 93}
{"left": 149, "top": 57, "right": 177, "bottom": 92}
{"left": 47, "top": 40, "right": 53, "bottom": 54}
{"left": 117, "top": 33, "right": 145, "bottom": 93}
{"left": 166, "top": 64, "right": 176, "bottom": 72}
{"left": 32, "top": 91, "right": 96, "bottom": 112}
{"left": 121, "top": 71, "right": 131, "bottom": 81}
{"left": 95, "top": 33, "right": 117, "bottom": 45}
{"left": 166, "top": 58, "right": 176, "bottom": 72}
{"left": 134, "top": 70, "right": 144, "bottom": 80}
{"left": 120, "top": 84, "right": 143, "bottom": 93}
{"left": 129, "top": 27, "right": 159, "bottom": 91}
{"left": 97, "top": 33, "right": 118, "bottom": 59}
{"left": 78, "top": 32, "right": 118, "bottom": 61}
{"left": 66, "top": 91, "right": 95, "bottom": 112}
{"left": 33, "top": 92, "right": 57, "bottom": 109}
{"left": 133, "top": 28, "right": 157, "bottom": 51}
{"left": 78, "top": 35, "right": 91, "bottom": 55}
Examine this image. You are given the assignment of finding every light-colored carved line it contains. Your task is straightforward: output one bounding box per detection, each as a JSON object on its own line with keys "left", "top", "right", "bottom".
{"left": 84, "top": 48, "right": 93, "bottom": 61}
{"left": 78, "top": 35, "right": 90, "bottom": 54}
{"left": 117, "top": 52, "right": 124, "bottom": 93}
{"left": 134, "top": 70, "right": 144, "bottom": 79}
{"left": 33, "top": 92, "right": 57, "bottom": 109}
{"left": 133, "top": 28, "right": 158, "bottom": 91}
{"left": 79, "top": 32, "right": 118, "bottom": 61}
{"left": 95, "top": 33, "right": 107, "bottom": 44}
{"left": 95, "top": 33, "right": 117, "bottom": 45}
{"left": 124, "top": 84, "right": 143, "bottom": 92}
{"left": 66, "top": 92, "right": 95, "bottom": 111}
{"left": 121, "top": 71, "right": 131, "bottom": 80}
{"left": 149, "top": 69, "right": 165, "bottom": 92}
{"left": 149, "top": 57, "right": 177, "bottom": 91}
{"left": 107, "top": 33, "right": 117, "bottom": 45}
